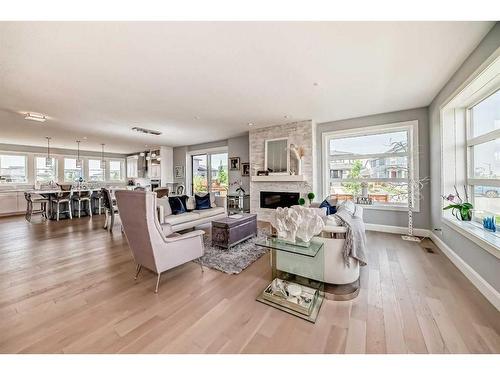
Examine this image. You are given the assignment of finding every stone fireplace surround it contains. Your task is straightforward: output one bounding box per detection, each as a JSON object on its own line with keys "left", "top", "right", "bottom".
{"left": 249, "top": 120, "right": 315, "bottom": 222}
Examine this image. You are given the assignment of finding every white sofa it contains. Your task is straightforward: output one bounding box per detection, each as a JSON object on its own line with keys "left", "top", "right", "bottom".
{"left": 157, "top": 194, "right": 227, "bottom": 232}
{"left": 275, "top": 203, "right": 363, "bottom": 286}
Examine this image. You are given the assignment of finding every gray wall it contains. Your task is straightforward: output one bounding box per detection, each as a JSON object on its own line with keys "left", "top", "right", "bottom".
{"left": 429, "top": 23, "right": 500, "bottom": 292}
{"left": 172, "top": 135, "right": 249, "bottom": 193}
{"left": 316, "top": 107, "right": 431, "bottom": 229}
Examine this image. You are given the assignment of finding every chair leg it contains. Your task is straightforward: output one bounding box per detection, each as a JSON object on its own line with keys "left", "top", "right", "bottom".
{"left": 199, "top": 260, "right": 204, "bottom": 273}
{"left": 78, "top": 201, "right": 81, "bottom": 218}
{"left": 155, "top": 273, "right": 161, "bottom": 293}
{"left": 68, "top": 202, "right": 73, "bottom": 219}
{"left": 56, "top": 202, "right": 60, "bottom": 221}
{"left": 134, "top": 264, "right": 142, "bottom": 280}
{"left": 109, "top": 213, "right": 114, "bottom": 233}
{"left": 88, "top": 200, "right": 92, "bottom": 217}
{"left": 104, "top": 211, "right": 108, "bottom": 229}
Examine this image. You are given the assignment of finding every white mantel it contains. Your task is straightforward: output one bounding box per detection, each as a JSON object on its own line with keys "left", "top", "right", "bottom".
{"left": 251, "top": 175, "right": 305, "bottom": 182}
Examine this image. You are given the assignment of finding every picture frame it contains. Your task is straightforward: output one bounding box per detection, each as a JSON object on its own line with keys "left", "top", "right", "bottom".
{"left": 174, "top": 165, "right": 184, "bottom": 179}
{"left": 229, "top": 157, "right": 240, "bottom": 171}
{"left": 241, "top": 162, "right": 250, "bottom": 176}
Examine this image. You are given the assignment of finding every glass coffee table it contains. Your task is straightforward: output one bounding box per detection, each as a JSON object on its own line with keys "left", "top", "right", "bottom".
{"left": 255, "top": 237, "right": 324, "bottom": 323}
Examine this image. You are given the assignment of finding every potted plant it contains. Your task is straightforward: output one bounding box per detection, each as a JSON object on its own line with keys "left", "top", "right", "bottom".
{"left": 298, "top": 197, "right": 306, "bottom": 206}
{"left": 307, "top": 192, "right": 315, "bottom": 204}
{"left": 442, "top": 185, "right": 473, "bottom": 221}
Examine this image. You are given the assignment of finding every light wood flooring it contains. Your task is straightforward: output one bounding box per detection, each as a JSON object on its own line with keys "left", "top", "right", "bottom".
{"left": 0, "top": 215, "right": 498, "bottom": 354}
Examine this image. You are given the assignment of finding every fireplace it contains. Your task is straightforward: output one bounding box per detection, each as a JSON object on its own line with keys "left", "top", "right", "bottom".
{"left": 260, "top": 191, "right": 299, "bottom": 209}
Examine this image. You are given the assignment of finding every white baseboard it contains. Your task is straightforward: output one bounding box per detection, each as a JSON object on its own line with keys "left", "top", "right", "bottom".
{"left": 365, "top": 223, "right": 431, "bottom": 237}
{"left": 430, "top": 233, "right": 500, "bottom": 311}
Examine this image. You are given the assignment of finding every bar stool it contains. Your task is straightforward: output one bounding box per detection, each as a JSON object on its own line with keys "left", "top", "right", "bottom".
{"left": 72, "top": 190, "right": 92, "bottom": 218}
{"left": 52, "top": 184, "right": 73, "bottom": 221}
{"left": 91, "top": 190, "right": 105, "bottom": 215}
{"left": 24, "top": 192, "right": 49, "bottom": 222}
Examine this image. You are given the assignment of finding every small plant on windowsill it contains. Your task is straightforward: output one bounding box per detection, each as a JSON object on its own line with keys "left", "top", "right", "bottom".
{"left": 442, "top": 185, "right": 473, "bottom": 221}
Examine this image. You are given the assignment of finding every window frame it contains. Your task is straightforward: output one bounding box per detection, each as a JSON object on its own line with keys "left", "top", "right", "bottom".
{"left": 34, "top": 155, "right": 58, "bottom": 183}
{"left": 108, "top": 159, "right": 124, "bottom": 181}
{"left": 322, "top": 120, "right": 419, "bottom": 211}
{"left": 0, "top": 153, "right": 28, "bottom": 184}
{"left": 63, "top": 157, "right": 83, "bottom": 183}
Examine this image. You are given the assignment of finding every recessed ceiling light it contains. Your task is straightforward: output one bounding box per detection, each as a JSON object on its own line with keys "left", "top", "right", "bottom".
{"left": 83, "top": 136, "right": 88, "bottom": 140}
{"left": 284, "top": 115, "right": 289, "bottom": 119}
{"left": 313, "top": 82, "right": 319, "bottom": 86}
{"left": 24, "top": 113, "right": 46, "bottom": 122}
{"left": 248, "top": 122, "right": 254, "bottom": 127}
{"left": 194, "top": 116, "right": 200, "bottom": 120}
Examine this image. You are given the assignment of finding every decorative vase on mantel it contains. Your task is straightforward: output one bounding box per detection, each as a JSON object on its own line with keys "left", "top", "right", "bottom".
{"left": 298, "top": 157, "right": 303, "bottom": 176}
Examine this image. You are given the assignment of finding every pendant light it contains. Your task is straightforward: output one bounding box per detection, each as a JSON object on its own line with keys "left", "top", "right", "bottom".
{"left": 45, "top": 137, "right": 52, "bottom": 167}
{"left": 76, "top": 140, "right": 82, "bottom": 168}
{"left": 100, "top": 143, "right": 106, "bottom": 169}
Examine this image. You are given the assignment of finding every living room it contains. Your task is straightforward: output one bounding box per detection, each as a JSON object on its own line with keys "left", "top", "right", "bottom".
{"left": 1, "top": 1, "right": 499, "bottom": 372}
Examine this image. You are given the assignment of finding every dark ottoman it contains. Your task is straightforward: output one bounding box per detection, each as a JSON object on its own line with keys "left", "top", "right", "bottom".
{"left": 211, "top": 213, "right": 257, "bottom": 249}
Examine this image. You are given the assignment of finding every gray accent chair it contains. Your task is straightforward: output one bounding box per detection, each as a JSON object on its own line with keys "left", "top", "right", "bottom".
{"left": 115, "top": 190, "right": 205, "bottom": 293}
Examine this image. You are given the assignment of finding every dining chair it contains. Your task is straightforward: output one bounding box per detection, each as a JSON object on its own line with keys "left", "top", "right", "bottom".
{"left": 72, "top": 190, "right": 92, "bottom": 218}
{"left": 24, "top": 192, "right": 49, "bottom": 222}
{"left": 53, "top": 184, "right": 73, "bottom": 221}
{"left": 102, "top": 187, "right": 119, "bottom": 232}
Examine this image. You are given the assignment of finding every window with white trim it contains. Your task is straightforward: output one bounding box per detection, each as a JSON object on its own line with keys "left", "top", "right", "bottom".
{"left": 467, "top": 89, "right": 500, "bottom": 222}
{"left": 323, "top": 121, "right": 418, "bottom": 209}
{"left": 109, "top": 160, "right": 123, "bottom": 181}
{"left": 35, "top": 156, "right": 57, "bottom": 182}
{"left": 0, "top": 154, "right": 27, "bottom": 183}
{"left": 88, "top": 159, "right": 105, "bottom": 181}
{"left": 64, "top": 158, "right": 82, "bottom": 182}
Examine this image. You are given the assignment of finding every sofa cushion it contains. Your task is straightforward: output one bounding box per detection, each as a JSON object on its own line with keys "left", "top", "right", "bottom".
{"left": 168, "top": 196, "right": 186, "bottom": 215}
{"left": 192, "top": 206, "right": 225, "bottom": 219}
{"left": 185, "top": 196, "right": 196, "bottom": 211}
{"left": 195, "top": 194, "right": 211, "bottom": 210}
{"left": 319, "top": 199, "right": 337, "bottom": 215}
{"left": 164, "top": 212, "right": 200, "bottom": 226}
{"left": 157, "top": 197, "right": 172, "bottom": 216}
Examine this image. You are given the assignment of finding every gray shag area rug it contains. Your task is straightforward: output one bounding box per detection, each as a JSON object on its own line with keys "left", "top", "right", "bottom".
{"left": 196, "top": 228, "right": 269, "bottom": 274}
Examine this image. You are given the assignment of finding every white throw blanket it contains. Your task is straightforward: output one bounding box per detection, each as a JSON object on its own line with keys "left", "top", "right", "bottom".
{"left": 333, "top": 203, "right": 368, "bottom": 267}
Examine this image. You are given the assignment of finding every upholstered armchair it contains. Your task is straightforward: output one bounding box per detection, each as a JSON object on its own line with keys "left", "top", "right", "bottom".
{"left": 115, "top": 190, "right": 205, "bottom": 293}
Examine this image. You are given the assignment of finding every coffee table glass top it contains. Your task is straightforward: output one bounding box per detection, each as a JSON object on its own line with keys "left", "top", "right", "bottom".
{"left": 255, "top": 237, "right": 323, "bottom": 257}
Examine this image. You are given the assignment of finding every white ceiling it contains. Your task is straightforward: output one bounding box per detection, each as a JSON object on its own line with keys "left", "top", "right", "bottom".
{"left": 0, "top": 21, "right": 494, "bottom": 153}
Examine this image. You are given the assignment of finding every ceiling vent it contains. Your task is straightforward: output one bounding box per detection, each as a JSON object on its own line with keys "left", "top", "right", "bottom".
{"left": 131, "top": 127, "right": 162, "bottom": 136}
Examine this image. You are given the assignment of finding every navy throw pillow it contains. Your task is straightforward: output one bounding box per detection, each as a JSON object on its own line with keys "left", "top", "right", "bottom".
{"left": 168, "top": 196, "right": 186, "bottom": 215}
{"left": 319, "top": 199, "right": 337, "bottom": 215}
{"left": 195, "top": 194, "right": 211, "bottom": 210}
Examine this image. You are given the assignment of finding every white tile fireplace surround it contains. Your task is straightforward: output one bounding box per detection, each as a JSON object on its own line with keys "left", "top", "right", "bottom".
{"left": 249, "top": 120, "right": 315, "bottom": 222}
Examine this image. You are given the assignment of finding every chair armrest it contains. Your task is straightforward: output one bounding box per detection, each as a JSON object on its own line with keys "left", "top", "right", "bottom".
{"left": 164, "top": 229, "right": 205, "bottom": 243}
{"left": 215, "top": 196, "right": 227, "bottom": 211}
{"left": 157, "top": 205, "right": 165, "bottom": 224}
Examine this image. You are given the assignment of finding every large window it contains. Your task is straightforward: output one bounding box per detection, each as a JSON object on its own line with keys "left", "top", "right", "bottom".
{"left": 191, "top": 152, "right": 228, "bottom": 195}
{"left": 109, "top": 160, "right": 123, "bottom": 181}
{"left": 88, "top": 159, "right": 105, "bottom": 181}
{"left": 0, "top": 154, "right": 27, "bottom": 183}
{"left": 467, "top": 89, "right": 500, "bottom": 222}
{"left": 323, "top": 121, "right": 417, "bottom": 209}
{"left": 35, "top": 156, "right": 57, "bottom": 182}
{"left": 64, "top": 158, "right": 82, "bottom": 182}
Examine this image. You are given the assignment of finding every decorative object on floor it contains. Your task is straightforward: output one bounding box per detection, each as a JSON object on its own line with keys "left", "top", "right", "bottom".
{"left": 483, "top": 216, "right": 496, "bottom": 232}
{"left": 197, "top": 227, "right": 267, "bottom": 274}
{"left": 270, "top": 206, "right": 324, "bottom": 244}
{"left": 298, "top": 197, "right": 306, "bottom": 206}
{"left": 263, "top": 278, "right": 317, "bottom": 315}
{"left": 442, "top": 185, "right": 473, "bottom": 221}
{"left": 229, "top": 156, "right": 240, "bottom": 171}
{"left": 402, "top": 174, "right": 430, "bottom": 243}
{"left": 174, "top": 165, "right": 184, "bottom": 179}
{"left": 241, "top": 162, "right": 250, "bottom": 176}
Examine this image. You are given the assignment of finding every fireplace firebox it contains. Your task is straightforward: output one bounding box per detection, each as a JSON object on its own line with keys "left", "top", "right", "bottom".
{"left": 260, "top": 191, "right": 300, "bottom": 209}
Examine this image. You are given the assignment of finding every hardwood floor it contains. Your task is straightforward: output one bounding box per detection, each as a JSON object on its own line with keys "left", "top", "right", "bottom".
{"left": 0, "top": 215, "right": 498, "bottom": 353}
